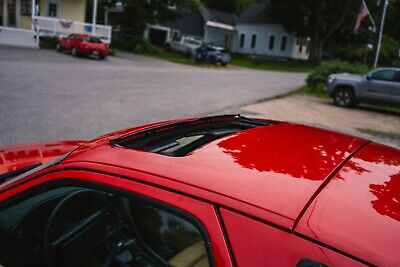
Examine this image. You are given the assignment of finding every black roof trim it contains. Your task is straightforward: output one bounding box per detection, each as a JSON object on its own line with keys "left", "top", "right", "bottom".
{"left": 109, "top": 115, "right": 272, "bottom": 157}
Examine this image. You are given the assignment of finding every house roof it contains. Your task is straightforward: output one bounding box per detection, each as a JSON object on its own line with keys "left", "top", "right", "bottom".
{"left": 237, "top": 1, "right": 279, "bottom": 24}
{"left": 164, "top": 7, "right": 204, "bottom": 37}
{"left": 200, "top": 7, "right": 237, "bottom": 27}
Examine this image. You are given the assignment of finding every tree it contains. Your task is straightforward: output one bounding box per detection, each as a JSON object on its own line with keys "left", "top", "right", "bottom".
{"left": 114, "top": 0, "right": 200, "bottom": 35}
{"left": 201, "top": 0, "right": 254, "bottom": 14}
{"left": 269, "top": 0, "right": 358, "bottom": 61}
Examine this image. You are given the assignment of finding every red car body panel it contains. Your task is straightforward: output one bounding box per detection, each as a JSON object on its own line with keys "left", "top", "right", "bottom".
{"left": 296, "top": 142, "right": 400, "bottom": 266}
{"left": 0, "top": 140, "right": 85, "bottom": 174}
{"left": 221, "top": 208, "right": 364, "bottom": 266}
{"left": 0, "top": 117, "right": 399, "bottom": 266}
{"left": 58, "top": 33, "right": 108, "bottom": 57}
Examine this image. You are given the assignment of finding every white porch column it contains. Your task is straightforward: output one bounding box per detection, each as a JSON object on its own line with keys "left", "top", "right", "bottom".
{"left": 92, "top": 0, "right": 97, "bottom": 34}
{"left": 16, "top": 0, "right": 21, "bottom": 28}
{"left": 3, "top": 0, "right": 8, "bottom": 27}
{"left": 31, "top": 0, "right": 36, "bottom": 30}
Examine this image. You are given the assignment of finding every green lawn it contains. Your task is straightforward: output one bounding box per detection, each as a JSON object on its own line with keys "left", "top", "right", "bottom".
{"left": 135, "top": 49, "right": 316, "bottom": 72}
{"left": 230, "top": 55, "right": 316, "bottom": 73}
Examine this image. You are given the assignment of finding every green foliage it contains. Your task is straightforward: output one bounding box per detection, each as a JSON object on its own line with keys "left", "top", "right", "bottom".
{"left": 115, "top": 0, "right": 200, "bottom": 34}
{"left": 201, "top": 0, "right": 253, "bottom": 14}
{"left": 379, "top": 36, "right": 400, "bottom": 66}
{"left": 231, "top": 55, "right": 316, "bottom": 73}
{"left": 112, "top": 36, "right": 159, "bottom": 54}
{"left": 39, "top": 36, "right": 57, "bottom": 49}
{"left": 306, "top": 60, "right": 370, "bottom": 89}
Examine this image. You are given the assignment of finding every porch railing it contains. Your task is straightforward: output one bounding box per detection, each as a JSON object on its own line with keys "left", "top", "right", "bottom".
{"left": 34, "top": 16, "right": 112, "bottom": 44}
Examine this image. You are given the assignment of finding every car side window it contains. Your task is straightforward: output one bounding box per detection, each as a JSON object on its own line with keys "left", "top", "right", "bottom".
{"left": 0, "top": 186, "right": 211, "bottom": 267}
{"left": 371, "top": 69, "right": 396, "bottom": 81}
{"left": 394, "top": 71, "right": 400, "bottom": 83}
{"left": 129, "top": 199, "right": 210, "bottom": 266}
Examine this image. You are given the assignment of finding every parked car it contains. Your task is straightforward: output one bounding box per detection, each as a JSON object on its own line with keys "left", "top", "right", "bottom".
{"left": 195, "top": 45, "right": 231, "bottom": 66}
{"left": 0, "top": 115, "right": 399, "bottom": 267}
{"left": 57, "top": 33, "right": 108, "bottom": 59}
{"left": 326, "top": 67, "right": 400, "bottom": 107}
{"left": 168, "top": 36, "right": 202, "bottom": 56}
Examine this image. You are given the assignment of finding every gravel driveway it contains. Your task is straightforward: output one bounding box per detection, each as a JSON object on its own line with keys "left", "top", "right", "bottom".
{"left": 243, "top": 94, "right": 400, "bottom": 148}
{"left": 0, "top": 47, "right": 306, "bottom": 144}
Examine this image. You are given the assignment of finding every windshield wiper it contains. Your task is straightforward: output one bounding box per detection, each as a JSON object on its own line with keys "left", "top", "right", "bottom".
{"left": 0, "top": 163, "right": 42, "bottom": 184}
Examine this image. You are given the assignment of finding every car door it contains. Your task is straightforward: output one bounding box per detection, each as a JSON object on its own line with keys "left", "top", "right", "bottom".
{"left": 220, "top": 208, "right": 365, "bottom": 266}
{"left": 62, "top": 34, "right": 74, "bottom": 50}
{"left": 0, "top": 169, "right": 232, "bottom": 267}
{"left": 363, "top": 69, "right": 396, "bottom": 104}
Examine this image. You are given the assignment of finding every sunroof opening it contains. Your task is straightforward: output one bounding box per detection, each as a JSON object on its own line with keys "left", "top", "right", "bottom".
{"left": 110, "top": 115, "right": 271, "bottom": 157}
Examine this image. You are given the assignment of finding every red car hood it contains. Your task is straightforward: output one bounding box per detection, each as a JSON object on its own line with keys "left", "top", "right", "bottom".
{"left": 0, "top": 140, "right": 86, "bottom": 175}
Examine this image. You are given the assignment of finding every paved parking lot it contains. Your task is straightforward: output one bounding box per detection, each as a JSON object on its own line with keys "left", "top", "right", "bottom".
{"left": 0, "top": 47, "right": 306, "bottom": 145}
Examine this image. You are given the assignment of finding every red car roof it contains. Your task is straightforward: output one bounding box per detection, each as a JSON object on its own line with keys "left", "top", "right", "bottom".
{"left": 64, "top": 121, "right": 368, "bottom": 226}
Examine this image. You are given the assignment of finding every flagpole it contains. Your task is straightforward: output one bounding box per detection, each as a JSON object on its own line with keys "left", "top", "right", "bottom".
{"left": 373, "top": 0, "right": 388, "bottom": 68}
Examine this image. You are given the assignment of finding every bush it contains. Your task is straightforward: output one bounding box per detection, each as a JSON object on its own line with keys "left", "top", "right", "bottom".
{"left": 40, "top": 36, "right": 57, "bottom": 49}
{"left": 111, "top": 36, "right": 159, "bottom": 55}
{"left": 306, "top": 60, "right": 370, "bottom": 89}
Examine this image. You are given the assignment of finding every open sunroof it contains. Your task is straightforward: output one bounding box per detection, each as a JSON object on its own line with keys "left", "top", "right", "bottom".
{"left": 110, "top": 115, "right": 272, "bottom": 157}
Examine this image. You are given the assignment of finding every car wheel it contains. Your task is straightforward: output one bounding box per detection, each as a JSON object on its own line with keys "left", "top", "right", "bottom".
{"left": 333, "top": 87, "right": 356, "bottom": 107}
{"left": 72, "top": 47, "right": 78, "bottom": 57}
{"left": 56, "top": 43, "right": 62, "bottom": 52}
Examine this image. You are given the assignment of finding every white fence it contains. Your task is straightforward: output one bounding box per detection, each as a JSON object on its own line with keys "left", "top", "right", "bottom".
{"left": 0, "top": 26, "right": 39, "bottom": 48}
{"left": 34, "top": 16, "right": 112, "bottom": 44}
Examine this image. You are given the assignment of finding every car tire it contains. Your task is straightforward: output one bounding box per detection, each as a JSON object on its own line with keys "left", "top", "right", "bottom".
{"left": 333, "top": 87, "right": 356, "bottom": 107}
{"left": 56, "top": 43, "right": 62, "bottom": 52}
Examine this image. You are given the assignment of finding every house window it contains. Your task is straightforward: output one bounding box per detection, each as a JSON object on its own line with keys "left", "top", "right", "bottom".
{"left": 251, "top": 34, "right": 257, "bottom": 49}
{"left": 281, "top": 36, "right": 287, "bottom": 51}
{"left": 47, "top": 0, "right": 59, "bottom": 17}
{"left": 240, "top": 34, "right": 245, "bottom": 48}
{"left": 269, "top": 35, "right": 275, "bottom": 50}
{"left": 299, "top": 38, "right": 303, "bottom": 53}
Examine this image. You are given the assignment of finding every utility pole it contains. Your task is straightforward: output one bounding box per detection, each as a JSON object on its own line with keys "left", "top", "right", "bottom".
{"left": 373, "top": 0, "right": 389, "bottom": 68}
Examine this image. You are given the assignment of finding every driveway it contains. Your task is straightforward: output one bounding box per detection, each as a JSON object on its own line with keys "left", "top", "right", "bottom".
{"left": 0, "top": 47, "right": 306, "bottom": 144}
{"left": 243, "top": 94, "right": 400, "bottom": 148}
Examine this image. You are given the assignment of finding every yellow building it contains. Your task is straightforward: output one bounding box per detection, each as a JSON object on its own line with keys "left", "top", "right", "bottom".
{"left": 0, "top": 0, "right": 111, "bottom": 47}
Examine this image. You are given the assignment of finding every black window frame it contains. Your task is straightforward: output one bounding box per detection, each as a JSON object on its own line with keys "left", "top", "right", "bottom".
{"left": 239, "top": 33, "right": 245, "bottom": 48}
{"left": 269, "top": 35, "right": 275, "bottom": 50}
{"left": 0, "top": 178, "right": 215, "bottom": 267}
{"left": 251, "top": 34, "right": 257, "bottom": 49}
{"left": 280, "top": 36, "right": 287, "bottom": 51}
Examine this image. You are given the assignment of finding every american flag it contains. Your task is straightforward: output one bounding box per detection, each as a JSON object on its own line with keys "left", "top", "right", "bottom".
{"left": 354, "top": 0, "right": 370, "bottom": 33}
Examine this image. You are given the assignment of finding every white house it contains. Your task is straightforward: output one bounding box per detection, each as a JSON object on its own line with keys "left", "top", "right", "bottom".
{"left": 232, "top": 2, "right": 309, "bottom": 60}
{"left": 144, "top": 6, "right": 236, "bottom": 49}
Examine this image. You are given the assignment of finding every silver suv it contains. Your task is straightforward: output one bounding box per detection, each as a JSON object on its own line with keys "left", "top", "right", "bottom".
{"left": 326, "top": 67, "right": 400, "bottom": 107}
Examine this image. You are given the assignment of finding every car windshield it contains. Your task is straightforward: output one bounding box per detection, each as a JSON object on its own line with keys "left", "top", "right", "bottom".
{"left": 85, "top": 36, "right": 102, "bottom": 43}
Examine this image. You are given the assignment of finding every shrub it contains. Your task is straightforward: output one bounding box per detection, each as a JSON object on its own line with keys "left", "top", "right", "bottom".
{"left": 306, "top": 60, "right": 370, "bottom": 89}
{"left": 39, "top": 36, "right": 57, "bottom": 49}
{"left": 111, "top": 36, "right": 158, "bottom": 54}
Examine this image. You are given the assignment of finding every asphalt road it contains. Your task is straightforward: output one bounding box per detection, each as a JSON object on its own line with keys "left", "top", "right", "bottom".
{"left": 0, "top": 47, "right": 306, "bottom": 145}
